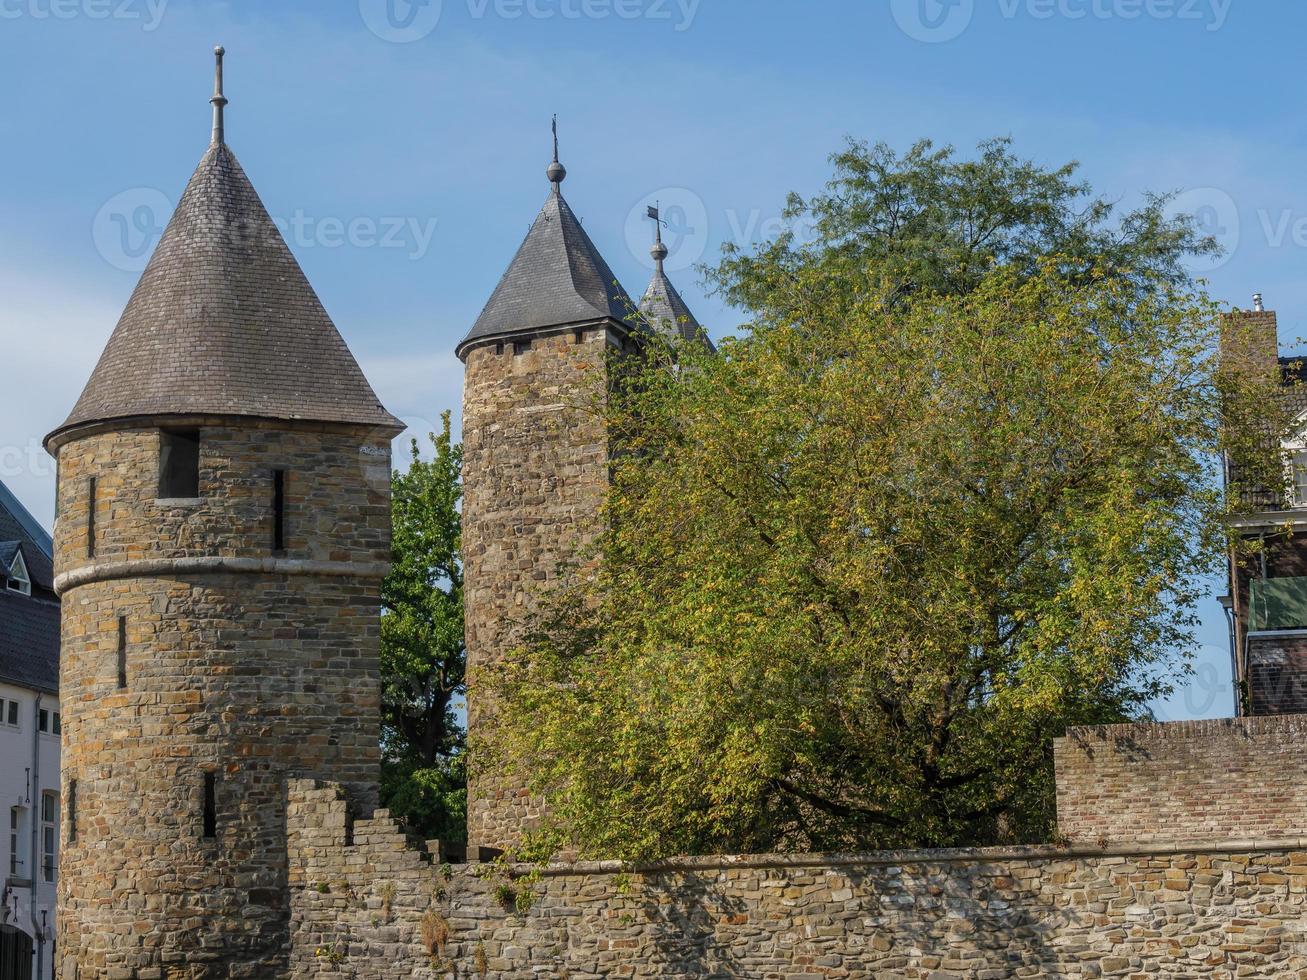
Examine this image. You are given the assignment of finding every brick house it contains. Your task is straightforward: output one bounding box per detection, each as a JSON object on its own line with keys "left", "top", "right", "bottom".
{"left": 1222, "top": 297, "right": 1307, "bottom": 715}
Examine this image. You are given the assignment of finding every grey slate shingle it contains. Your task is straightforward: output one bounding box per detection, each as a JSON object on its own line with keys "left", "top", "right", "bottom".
{"left": 639, "top": 265, "right": 713, "bottom": 350}
{"left": 457, "top": 187, "right": 634, "bottom": 359}
{"left": 0, "top": 480, "right": 58, "bottom": 695}
{"left": 48, "top": 142, "right": 400, "bottom": 447}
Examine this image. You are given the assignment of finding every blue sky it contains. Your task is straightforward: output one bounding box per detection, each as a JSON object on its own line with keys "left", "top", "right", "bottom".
{"left": 1, "top": 0, "right": 1301, "bottom": 720}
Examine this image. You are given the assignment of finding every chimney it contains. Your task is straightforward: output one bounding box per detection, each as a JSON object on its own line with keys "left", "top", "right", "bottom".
{"left": 1221, "top": 295, "right": 1279, "bottom": 381}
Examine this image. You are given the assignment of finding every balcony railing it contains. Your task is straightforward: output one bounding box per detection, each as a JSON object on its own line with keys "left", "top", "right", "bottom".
{"left": 1248, "top": 576, "right": 1307, "bottom": 632}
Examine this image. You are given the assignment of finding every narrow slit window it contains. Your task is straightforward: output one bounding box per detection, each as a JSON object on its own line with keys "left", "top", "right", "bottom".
{"left": 513, "top": 339, "right": 531, "bottom": 355}
{"left": 272, "top": 470, "right": 286, "bottom": 553}
{"left": 41, "top": 791, "right": 57, "bottom": 883}
{"left": 494, "top": 341, "right": 505, "bottom": 355}
{"left": 117, "top": 616, "right": 128, "bottom": 690}
{"left": 573, "top": 328, "right": 585, "bottom": 345}
{"left": 67, "top": 779, "right": 76, "bottom": 844}
{"left": 203, "top": 772, "right": 217, "bottom": 839}
{"left": 158, "top": 428, "right": 201, "bottom": 499}
{"left": 87, "top": 477, "right": 97, "bottom": 558}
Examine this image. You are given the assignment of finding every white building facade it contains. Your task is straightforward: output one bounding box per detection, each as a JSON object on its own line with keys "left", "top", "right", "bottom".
{"left": 0, "top": 481, "right": 59, "bottom": 980}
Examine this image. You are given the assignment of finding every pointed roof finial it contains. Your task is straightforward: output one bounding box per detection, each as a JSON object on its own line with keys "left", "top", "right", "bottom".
{"left": 210, "top": 45, "right": 228, "bottom": 147}
{"left": 546, "top": 114, "right": 567, "bottom": 191}
{"left": 648, "top": 203, "right": 668, "bottom": 270}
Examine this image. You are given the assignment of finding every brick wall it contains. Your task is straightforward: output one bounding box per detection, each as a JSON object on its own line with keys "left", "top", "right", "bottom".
{"left": 1054, "top": 715, "right": 1307, "bottom": 845}
{"left": 460, "top": 329, "right": 613, "bottom": 852}
{"left": 286, "top": 779, "right": 1307, "bottom": 979}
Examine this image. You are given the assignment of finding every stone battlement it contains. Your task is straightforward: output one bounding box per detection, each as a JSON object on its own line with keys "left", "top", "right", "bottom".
{"left": 285, "top": 778, "right": 1307, "bottom": 978}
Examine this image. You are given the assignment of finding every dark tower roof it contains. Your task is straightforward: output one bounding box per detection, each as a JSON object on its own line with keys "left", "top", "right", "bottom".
{"left": 456, "top": 128, "right": 633, "bottom": 361}
{"left": 0, "top": 478, "right": 58, "bottom": 695}
{"left": 47, "top": 48, "right": 400, "bottom": 450}
{"left": 638, "top": 210, "right": 713, "bottom": 351}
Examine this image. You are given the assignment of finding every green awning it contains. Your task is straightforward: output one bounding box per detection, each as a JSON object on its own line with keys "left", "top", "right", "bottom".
{"left": 1249, "top": 576, "right": 1307, "bottom": 632}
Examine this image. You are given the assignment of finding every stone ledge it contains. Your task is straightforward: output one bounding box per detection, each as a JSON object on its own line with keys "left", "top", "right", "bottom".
{"left": 56, "top": 556, "right": 390, "bottom": 594}
{"left": 518, "top": 838, "right": 1307, "bottom": 878}
{"left": 1061, "top": 712, "right": 1307, "bottom": 741}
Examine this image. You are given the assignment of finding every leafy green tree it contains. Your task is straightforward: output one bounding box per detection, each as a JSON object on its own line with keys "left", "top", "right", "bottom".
{"left": 489, "top": 140, "right": 1283, "bottom": 861}
{"left": 380, "top": 413, "right": 466, "bottom": 842}
{"left": 711, "top": 136, "right": 1218, "bottom": 311}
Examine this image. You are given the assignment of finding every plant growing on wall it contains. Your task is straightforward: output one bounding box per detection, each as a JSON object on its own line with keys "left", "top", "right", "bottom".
{"left": 381, "top": 412, "right": 467, "bottom": 841}
{"left": 489, "top": 138, "right": 1285, "bottom": 859}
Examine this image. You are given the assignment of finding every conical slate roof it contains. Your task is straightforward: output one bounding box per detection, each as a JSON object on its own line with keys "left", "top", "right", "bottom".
{"left": 639, "top": 265, "right": 709, "bottom": 347}
{"left": 48, "top": 142, "right": 400, "bottom": 447}
{"left": 456, "top": 185, "right": 634, "bottom": 360}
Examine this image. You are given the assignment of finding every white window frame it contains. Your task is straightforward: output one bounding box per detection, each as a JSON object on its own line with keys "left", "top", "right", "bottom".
{"left": 5, "top": 550, "right": 30, "bottom": 596}
{"left": 41, "top": 791, "right": 57, "bottom": 883}
{"left": 1281, "top": 419, "right": 1307, "bottom": 509}
{"left": 9, "top": 806, "right": 23, "bottom": 877}
{"left": 38, "top": 708, "right": 60, "bottom": 736}
{"left": 0, "top": 698, "right": 18, "bottom": 729}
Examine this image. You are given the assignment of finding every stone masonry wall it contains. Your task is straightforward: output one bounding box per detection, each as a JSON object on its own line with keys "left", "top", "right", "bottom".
{"left": 286, "top": 779, "right": 1307, "bottom": 979}
{"left": 54, "top": 420, "right": 391, "bottom": 980}
{"left": 460, "top": 329, "right": 613, "bottom": 853}
{"left": 1054, "top": 715, "right": 1307, "bottom": 846}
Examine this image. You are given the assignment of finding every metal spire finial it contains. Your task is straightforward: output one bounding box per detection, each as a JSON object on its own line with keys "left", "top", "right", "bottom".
{"left": 546, "top": 114, "right": 567, "bottom": 191}
{"left": 210, "top": 45, "right": 228, "bottom": 147}
{"left": 648, "top": 202, "right": 668, "bottom": 270}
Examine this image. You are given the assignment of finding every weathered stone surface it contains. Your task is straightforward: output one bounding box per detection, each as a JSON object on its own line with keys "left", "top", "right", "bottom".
{"left": 54, "top": 420, "right": 391, "bottom": 979}
{"left": 460, "top": 329, "right": 613, "bottom": 853}
{"left": 285, "top": 779, "right": 1307, "bottom": 979}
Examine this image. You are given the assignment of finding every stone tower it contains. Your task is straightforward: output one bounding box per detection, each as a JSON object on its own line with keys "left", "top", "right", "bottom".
{"left": 459, "top": 135, "right": 636, "bottom": 853}
{"left": 637, "top": 208, "right": 714, "bottom": 351}
{"left": 45, "top": 49, "right": 401, "bottom": 978}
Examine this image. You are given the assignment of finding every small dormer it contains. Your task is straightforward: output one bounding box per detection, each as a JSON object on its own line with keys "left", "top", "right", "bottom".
{"left": 4, "top": 545, "right": 31, "bottom": 596}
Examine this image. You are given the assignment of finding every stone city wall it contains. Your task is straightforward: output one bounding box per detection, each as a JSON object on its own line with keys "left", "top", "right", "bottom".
{"left": 286, "top": 779, "right": 1307, "bottom": 979}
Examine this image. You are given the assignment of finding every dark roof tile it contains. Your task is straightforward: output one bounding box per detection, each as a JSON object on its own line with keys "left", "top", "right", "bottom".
{"left": 48, "top": 143, "right": 400, "bottom": 447}
{"left": 457, "top": 187, "right": 634, "bottom": 359}
{"left": 0, "top": 479, "right": 57, "bottom": 693}
{"left": 639, "top": 265, "right": 713, "bottom": 350}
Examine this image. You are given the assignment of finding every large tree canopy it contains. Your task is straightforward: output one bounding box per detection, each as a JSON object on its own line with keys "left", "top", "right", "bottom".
{"left": 710, "top": 137, "right": 1220, "bottom": 310}
{"left": 488, "top": 139, "right": 1281, "bottom": 861}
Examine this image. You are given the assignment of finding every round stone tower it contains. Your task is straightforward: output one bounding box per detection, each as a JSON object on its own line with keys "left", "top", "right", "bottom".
{"left": 46, "top": 49, "right": 401, "bottom": 978}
